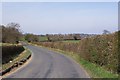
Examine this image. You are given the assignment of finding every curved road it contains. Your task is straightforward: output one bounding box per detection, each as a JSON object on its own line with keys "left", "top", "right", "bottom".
{"left": 5, "top": 45, "right": 90, "bottom": 78}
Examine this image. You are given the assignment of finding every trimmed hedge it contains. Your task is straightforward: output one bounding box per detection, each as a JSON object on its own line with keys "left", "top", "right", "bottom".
{"left": 33, "top": 31, "right": 119, "bottom": 74}
{"left": 2, "top": 45, "right": 25, "bottom": 64}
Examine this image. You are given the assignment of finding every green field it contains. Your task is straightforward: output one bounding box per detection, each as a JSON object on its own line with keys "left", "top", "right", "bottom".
{"left": 39, "top": 36, "right": 80, "bottom": 43}
{"left": 39, "top": 36, "right": 48, "bottom": 41}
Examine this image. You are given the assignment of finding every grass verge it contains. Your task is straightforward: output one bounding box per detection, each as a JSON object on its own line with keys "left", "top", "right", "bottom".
{"left": 2, "top": 46, "right": 31, "bottom": 71}
{"left": 34, "top": 44, "right": 118, "bottom": 78}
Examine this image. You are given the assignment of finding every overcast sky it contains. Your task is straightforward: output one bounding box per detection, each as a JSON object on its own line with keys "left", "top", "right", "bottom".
{"left": 1, "top": 2, "right": 118, "bottom": 34}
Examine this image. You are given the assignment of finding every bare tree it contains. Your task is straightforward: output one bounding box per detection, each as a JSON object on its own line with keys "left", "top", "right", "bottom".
{"left": 103, "top": 30, "right": 110, "bottom": 34}
{"left": 2, "top": 23, "right": 22, "bottom": 43}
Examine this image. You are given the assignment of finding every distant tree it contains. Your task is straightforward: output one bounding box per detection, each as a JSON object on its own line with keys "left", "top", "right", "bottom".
{"left": 25, "top": 34, "right": 33, "bottom": 42}
{"left": 7, "top": 22, "right": 20, "bottom": 29}
{"left": 73, "top": 36, "right": 77, "bottom": 40}
{"left": 46, "top": 34, "right": 51, "bottom": 42}
{"left": 73, "top": 34, "right": 81, "bottom": 40}
{"left": 25, "top": 33, "right": 39, "bottom": 42}
{"left": 103, "top": 30, "right": 110, "bottom": 34}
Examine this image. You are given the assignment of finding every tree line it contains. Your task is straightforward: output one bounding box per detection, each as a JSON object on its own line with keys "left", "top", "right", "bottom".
{"left": 1, "top": 22, "right": 109, "bottom": 43}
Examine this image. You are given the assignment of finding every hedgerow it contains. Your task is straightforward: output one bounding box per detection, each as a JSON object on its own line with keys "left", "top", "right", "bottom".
{"left": 33, "top": 31, "right": 119, "bottom": 74}
{"left": 2, "top": 45, "right": 25, "bottom": 64}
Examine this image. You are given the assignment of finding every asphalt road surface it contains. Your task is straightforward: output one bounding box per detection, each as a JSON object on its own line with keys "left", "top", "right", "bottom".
{"left": 5, "top": 45, "right": 90, "bottom": 78}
